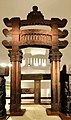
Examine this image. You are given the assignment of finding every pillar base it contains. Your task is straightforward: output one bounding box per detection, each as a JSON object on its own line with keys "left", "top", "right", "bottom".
{"left": 46, "top": 108, "right": 71, "bottom": 120}
{"left": 8, "top": 109, "right": 26, "bottom": 116}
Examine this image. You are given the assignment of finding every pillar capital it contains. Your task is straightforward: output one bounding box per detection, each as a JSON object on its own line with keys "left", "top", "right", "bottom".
{"left": 8, "top": 50, "right": 23, "bottom": 62}
{"left": 49, "top": 48, "right": 62, "bottom": 62}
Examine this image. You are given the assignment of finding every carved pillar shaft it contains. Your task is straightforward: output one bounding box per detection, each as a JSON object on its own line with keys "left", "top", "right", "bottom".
{"left": 34, "top": 80, "right": 41, "bottom": 104}
{"left": 10, "top": 62, "right": 21, "bottom": 110}
{"left": 49, "top": 48, "right": 62, "bottom": 112}
{"left": 9, "top": 50, "right": 23, "bottom": 112}
{"left": 51, "top": 61, "right": 60, "bottom": 111}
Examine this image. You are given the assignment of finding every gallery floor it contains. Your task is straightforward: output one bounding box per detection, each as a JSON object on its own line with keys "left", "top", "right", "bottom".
{"left": 6, "top": 100, "right": 61, "bottom": 120}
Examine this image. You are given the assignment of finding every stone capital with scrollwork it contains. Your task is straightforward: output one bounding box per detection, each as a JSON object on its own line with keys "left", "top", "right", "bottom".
{"left": 8, "top": 50, "right": 23, "bottom": 62}
{"left": 49, "top": 48, "right": 62, "bottom": 62}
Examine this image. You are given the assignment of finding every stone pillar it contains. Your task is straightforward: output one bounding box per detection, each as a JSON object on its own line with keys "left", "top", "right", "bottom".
{"left": 0, "top": 77, "right": 6, "bottom": 117}
{"left": 49, "top": 48, "right": 62, "bottom": 112}
{"left": 34, "top": 80, "right": 41, "bottom": 104}
{"left": 8, "top": 50, "right": 23, "bottom": 114}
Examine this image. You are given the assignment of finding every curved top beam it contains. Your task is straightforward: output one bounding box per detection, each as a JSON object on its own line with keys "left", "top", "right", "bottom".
{"left": 3, "top": 6, "right": 67, "bottom": 28}
{"left": 2, "top": 39, "right": 68, "bottom": 49}
{"left": 3, "top": 18, "right": 67, "bottom": 28}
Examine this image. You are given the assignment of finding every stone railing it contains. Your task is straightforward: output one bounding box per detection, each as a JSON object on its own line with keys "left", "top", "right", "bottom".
{"left": 23, "top": 53, "right": 48, "bottom": 67}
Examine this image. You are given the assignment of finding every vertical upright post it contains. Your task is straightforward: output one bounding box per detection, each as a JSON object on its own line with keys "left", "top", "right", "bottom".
{"left": 34, "top": 80, "right": 41, "bottom": 104}
{"left": 49, "top": 24, "right": 62, "bottom": 112}
{"left": 8, "top": 18, "right": 24, "bottom": 115}
{"left": 9, "top": 50, "right": 23, "bottom": 114}
{"left": 49, "top": 48, "right": 62, "bottom": 112}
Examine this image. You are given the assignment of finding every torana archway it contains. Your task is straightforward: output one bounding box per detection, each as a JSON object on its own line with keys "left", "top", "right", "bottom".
{"left": 2, "top": 6, "right": 68, "bottom": 117}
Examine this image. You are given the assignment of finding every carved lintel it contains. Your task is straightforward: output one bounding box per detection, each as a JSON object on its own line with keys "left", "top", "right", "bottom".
{"left": 20, "top": 29, "right": 68, "bottom": 49}
{"left": 2, "top": 40, "right": 12, "bottom": 49}
{"left": 3, "top": 17, "right": 67, "bottom": 28}
{"left": 20, "top": 19, "right": 67, "bottom": 28}
{"left": 50, "top": 18, "right": 67, "bottom": 28}
{"left": 3, "top": 29, "right": 10, "bottom": 37}
{"left": 58, "top": 29, "right": 68, "bottom": 38}
{"left": 3, "top": 28, "right": 20, "bottom": 37}
{"left": 8, "top": 50, "right": 23, "bottom": 62}
{"left": 20, "top": 17, "right": 67, "bottom": 28}
{"left": 3, "top": 6, "right": 68, "bottom": 28}
{"left": 2, "top": 38, "right": 68, "bottom": 50}
{"left": 49, "top": 48, "right": 62, "bottom": 62}
{"left": 58, "top": 40, "right": 68, "bottom": 48}
{"left": 50, "top": 29, "right": 68, "bottom": 38}
{"left": 3, "top": 17, "right": 20, "bottom": 28}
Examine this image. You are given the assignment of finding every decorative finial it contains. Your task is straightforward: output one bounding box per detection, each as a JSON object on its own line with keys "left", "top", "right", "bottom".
{"left": 27, "top": 6, "right": 44, "bottom": 20}
{"left": 33, "top": 6, "right": 38, "bottom": 11}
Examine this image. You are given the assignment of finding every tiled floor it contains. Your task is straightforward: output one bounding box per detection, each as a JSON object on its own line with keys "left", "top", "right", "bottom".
{"left": 6, "top": 100, "right": 61, "bottom": 120}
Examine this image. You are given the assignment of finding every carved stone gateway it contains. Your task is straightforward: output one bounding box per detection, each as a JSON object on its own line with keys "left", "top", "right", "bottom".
{"left": 2, "top": 6, "right": 69, "bottom": 119}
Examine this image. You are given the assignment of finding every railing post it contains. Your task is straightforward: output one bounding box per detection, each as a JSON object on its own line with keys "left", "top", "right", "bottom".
{"left": 34, "top": 79, "right": 41, "bottom": 104}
